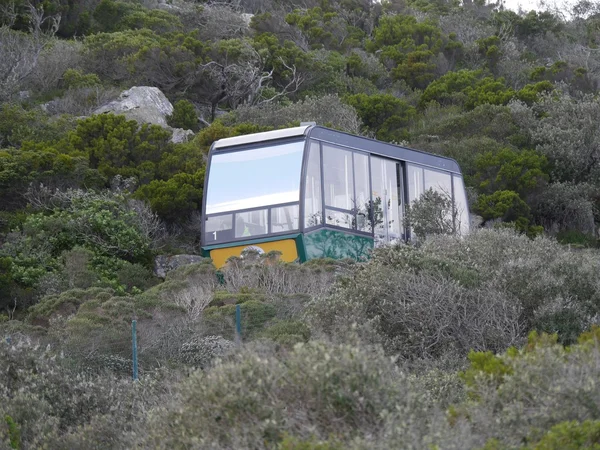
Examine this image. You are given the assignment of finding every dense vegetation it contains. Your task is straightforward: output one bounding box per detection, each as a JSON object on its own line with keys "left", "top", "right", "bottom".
{"left": 2, "top": 0, "right": 600, "bottom": 447}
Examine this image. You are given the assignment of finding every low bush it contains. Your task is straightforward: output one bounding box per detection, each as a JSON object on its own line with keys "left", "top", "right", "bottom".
{"left": 142, "top": 341, "right": 427, "bottom": 448}
{"left": 306, "top": 262, "right": 523, "bottom": 364}
{"left": 0, "top": 337, "right": 167, "bottom": 449}
{"left": 453, "top": 330, "right": 600, "bottom": 447}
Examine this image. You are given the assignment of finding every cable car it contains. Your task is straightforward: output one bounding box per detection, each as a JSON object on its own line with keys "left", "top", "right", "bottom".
{"left": 201, "top": 124, "right": 469, "bottom": 267}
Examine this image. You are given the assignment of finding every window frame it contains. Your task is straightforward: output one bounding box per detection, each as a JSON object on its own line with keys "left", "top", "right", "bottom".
{"left": 202, "top": 137, "right": 307, "bottom": 246}
{"left": 204, "top": 138, "right": 306, "bottom": 216}
{"left": 315, "top": 141, "right": 375, "bottom": 237}
{"left": 204, "top": 201, "right": 301, "bottom": 245}
{"left": 405, "top": 163, "right": 458, "bottom": 240}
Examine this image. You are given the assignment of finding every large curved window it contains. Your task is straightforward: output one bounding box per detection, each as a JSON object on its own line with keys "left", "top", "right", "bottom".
{"left": 206, "top": 141, "right": 305, "bottom": 214}
{"left": 304, "top": 141, "right": 322, "bottom": 228}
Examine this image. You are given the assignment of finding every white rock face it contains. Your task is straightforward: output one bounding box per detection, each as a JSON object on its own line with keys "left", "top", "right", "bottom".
{"left": 94, "top": 86, "right": 197, "bottom": 143}
{"left": 94, "top": 86, "right": 174, "bottom": 128}
{"left": 171, "top": 128, "right": 195, "bottom": 144}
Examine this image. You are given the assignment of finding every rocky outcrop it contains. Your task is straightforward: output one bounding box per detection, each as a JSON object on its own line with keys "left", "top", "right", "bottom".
{"left": 93, "top": 86, "right": 196, "bottom": 143}
{"left": 154, "top": 254, "right": 208, "bottom": 279}
{"left": 171, "top": 127, "right": 195, "bottom": 144}
{"left": 94, "top": 86, "right": 174, "bottom": 127}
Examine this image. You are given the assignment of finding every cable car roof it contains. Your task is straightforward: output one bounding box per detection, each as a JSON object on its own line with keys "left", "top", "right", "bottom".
{"left": 211, "top": 125, "right": 461, "bottom": 174}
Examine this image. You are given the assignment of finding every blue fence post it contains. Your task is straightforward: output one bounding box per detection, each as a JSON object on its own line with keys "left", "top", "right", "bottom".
{"left": 132, "top": 319, "right": 139, "bottom": 381}
{"left": 235, "top": 304, "right": 242, "bottom": 345}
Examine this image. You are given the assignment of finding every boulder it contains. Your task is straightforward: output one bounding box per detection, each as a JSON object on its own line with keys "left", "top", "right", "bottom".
{"left": 171, "top": 127, "right": 195, "bottom": 144}
{"left": 94, "top": 86, "right": 174, "bottom": 128}
{"left": 154, "top": 254, "right": 208, "bottom": 279}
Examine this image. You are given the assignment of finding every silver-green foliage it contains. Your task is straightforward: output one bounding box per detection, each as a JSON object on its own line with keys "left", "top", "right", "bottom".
{"left": 513, "top": 92, "right": 600, "bottom": 184}
{"left": 306, "top": 241, "right": 524, "bottom": 363}
{"left": 142, "top": 341, "right": 433, "bottom": 449}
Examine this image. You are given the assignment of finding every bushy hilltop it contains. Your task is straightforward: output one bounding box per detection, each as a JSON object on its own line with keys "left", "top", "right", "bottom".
{"left": 2, "top": 0, "right": 600, "bottom": 447}
{"left": 4, "top": 231, "right": 600, "bottom": 448}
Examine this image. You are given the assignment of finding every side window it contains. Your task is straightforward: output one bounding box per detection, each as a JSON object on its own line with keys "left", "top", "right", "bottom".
{"left": 235, "top": 209, "right": 268, "bottom": 238}
{"left": 371, "top": 156, "right": 402, "bottom": 243}
{"left": 323, "top": 145, "right": 354, "bottom": 210}
{"left": 272, "top": 204, "right": 300, "bottom": 233}
{"left": 354, "top": 152, "right": 371, "bottom": 233}
{"left": 408, "top": 164, "right": 459, "bottom": 238}
{"left": 407, "top": 164, "right": 424, "bottom": 204}
{"left": 204, "top": 214, "right": 233, "bottom": 243}
{"left": 424, "top": 169, "right": 452, "bottom": 197}
{"left": 303, "top": 141, "right": 322, "bottom": 228}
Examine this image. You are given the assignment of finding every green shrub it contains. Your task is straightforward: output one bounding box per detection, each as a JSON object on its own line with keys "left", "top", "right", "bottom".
{"left": 453, "top": 331, "right": 600, "bottom": 447}
{"left": 134, "top": 170, "right": 204, "bottom": 223}
{"left": 66, "top": 113, "right": 174, "bottom": 184}
{"left": 527, "top": 420, "right": 600, "bottom": 449}
{"left": 556, "top": 230, "right": 598, "bottom": 248}
{"left": 167, "top": 99, "right": 198, "bottom": 131}
{"left": 62, "top": 69, "right": 101, "bottom": 89}
{"left": 0, "top": 104, "right": 73, "bottom": 149}
{"left": 278, "top": 434, "right": 343, "bottom": 449}
{"left": 178, "top": 335, "right": 235, "bottom": 368}
{"left": 422, "top": 229, "right": 600, "bottom": 331}
{"left": 345, "top": 93, "right": 415, "bottom": 142}
{"left": 260, "top": 320, "right": 311, "bottom": 346}
{"left": 27, "top": 287, "right": 115, "bottom": 324}
{"left": 306, "top": 245, "right": 522, "bottom": 362}
{"left": 203, "top": 300, "right": 276, "bottom": 340}
{"left": 143, "top": 341, "right": 416, "bottom": 448}
{"left": 4, "top": 414, "right": 20, "bottom": 450}
{"left": 0, "top": 338, "right": 163, "bottom": 448}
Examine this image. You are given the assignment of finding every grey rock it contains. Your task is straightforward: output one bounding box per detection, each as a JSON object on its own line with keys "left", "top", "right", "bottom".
{"left": 154, "top": 254, "right": 206, "bottom": 278}
{"left": 170, "top": 127, "right": 195, "bottom": 144}
{"left": 94, "top": 86, "right": 174, "bottom": 128}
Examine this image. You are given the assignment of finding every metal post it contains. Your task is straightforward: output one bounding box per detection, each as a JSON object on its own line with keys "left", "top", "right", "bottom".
{"left": 235, "top": 304, "right": 242, "bottom": 345}
{"left": 132, "top": 320, "right": 138, "bottom": 381}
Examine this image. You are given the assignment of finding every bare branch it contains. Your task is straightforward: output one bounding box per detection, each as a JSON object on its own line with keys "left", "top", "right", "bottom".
{"left": 0, "top": 1, "right": 61, "bottom": 100}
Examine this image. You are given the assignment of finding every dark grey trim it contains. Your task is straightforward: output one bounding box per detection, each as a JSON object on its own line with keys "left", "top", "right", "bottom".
{"left": 304, "top": 224, "right": 322, "bottom": 233}
{"left": 325, "top": 205, "right": 355, "bottom": 214}
{"left": 318, "top": 141, "right": 326, "bottom": 228}
{"left": 396, "top": 161, "right": 407, "bottom": 241}
{"left": 308, "top": 126, "right": 461, "bottom": 174}
{"left": 267, "top": 207, "right": 272, "bottom": 234}
{"left": 205, "top": 228, "right": 302, "bottom": 246}
{"left": 351, "top": 152, "right": 358, "bottom": 230}
{"left": 299, "top": 139, "right": 312, "bottom": 233}
{"left": 201, "top": 143, "right": 214, "bottom": 247}
{"left": 451, "top": 174, "right": 456, "bottom": 233}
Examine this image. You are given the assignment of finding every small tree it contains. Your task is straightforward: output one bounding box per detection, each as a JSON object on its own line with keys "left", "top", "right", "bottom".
{"left": 0, "top": 2, "right": 60, "bottom": 100}
{"left": 167, "top": 99, "right": 198, "bottom": 131}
